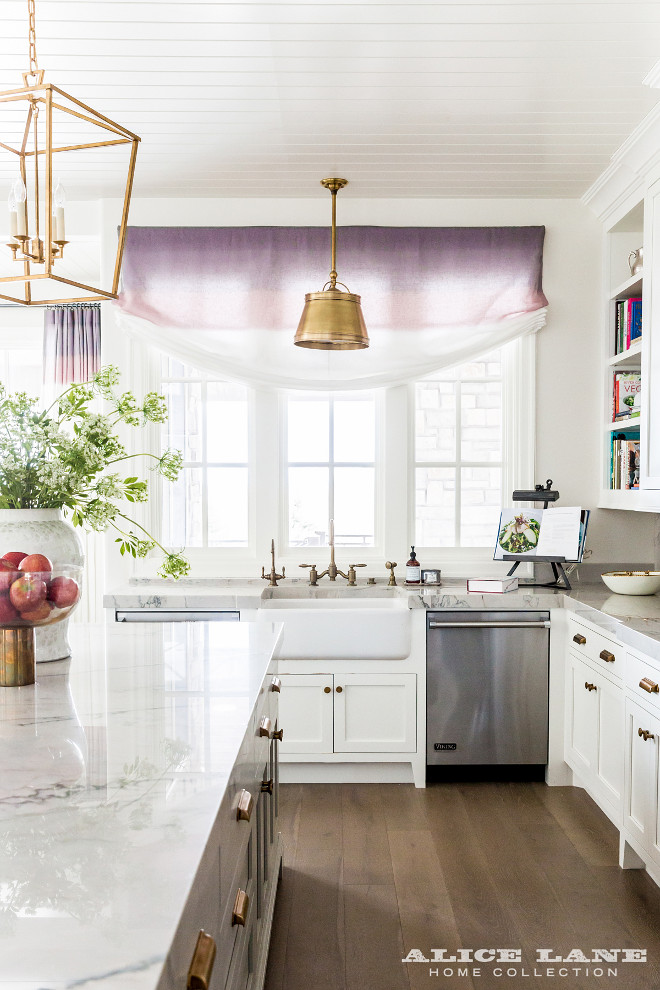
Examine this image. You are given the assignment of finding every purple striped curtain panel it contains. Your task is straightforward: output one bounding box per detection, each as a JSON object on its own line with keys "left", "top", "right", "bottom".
{"left": 43, "top": 305, "right": 101, "bottom": 385}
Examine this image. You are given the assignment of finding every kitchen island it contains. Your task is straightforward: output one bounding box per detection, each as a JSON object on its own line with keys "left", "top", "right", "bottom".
{"left": 0, "top": 620, "right": 283, "bottom": 990}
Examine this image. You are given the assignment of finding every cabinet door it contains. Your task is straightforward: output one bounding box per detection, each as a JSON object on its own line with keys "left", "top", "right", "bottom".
{"left": 595, "top": 671, "right": 625, "bottom": 808}
{"left": 566, "top": 652, "right": 599, "bottom": 777}
{"left": 333, "top": 673, "right": 417, "bottom": 753}
{"left": 278, "top": 674, "right": 334, "bottom": 754}
{"left": 624, "top": 699, "right": 660, "bottom": 851}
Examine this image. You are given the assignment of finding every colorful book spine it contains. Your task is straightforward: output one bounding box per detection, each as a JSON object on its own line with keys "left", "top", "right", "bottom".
{"left": 615, "top": 297, "right": 642, "bottom": 354}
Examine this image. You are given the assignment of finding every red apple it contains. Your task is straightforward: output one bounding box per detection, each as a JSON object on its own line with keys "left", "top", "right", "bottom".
{"left": 47, "top": 576, "right": 80, "bottom": 609}
{"left": 0, "top": 596, "right": 19, "bottom": 624}
{"left": 0, "top": 559, "right": 19, "bottom": 593}
{"left": 10, "top": 574, "right": 47, "bottom": 612}
{"left": 18, "top": 553, "right": 53, "bottom": 575}
{"left": 2, "top": 551, "right": 28, "bottom": 568}
{"left": 20, "top": 600, "right": 53, "bottom": 623}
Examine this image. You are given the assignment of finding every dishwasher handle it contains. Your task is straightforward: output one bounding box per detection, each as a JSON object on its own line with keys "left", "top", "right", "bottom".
{"left": 428, "top": 620, "right": 551, "bottom": 629}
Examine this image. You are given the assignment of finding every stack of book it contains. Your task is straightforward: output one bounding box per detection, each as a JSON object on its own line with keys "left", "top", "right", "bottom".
{"left": 611, "top": 434, "right": 640, "bottom": 490}
{"left": 612, "top": 371, "right": 641, "bottom": 421}
{"left": 615, "top": 297, "right": 642, "bottom": 354}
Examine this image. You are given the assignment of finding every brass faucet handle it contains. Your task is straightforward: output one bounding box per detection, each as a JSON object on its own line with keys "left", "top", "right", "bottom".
{"left": 299, "top": 563, "right": 318, "bottom": 586}
{"left": 385, "top": 561, "right": 398, "bottom": 587}
{"left": 347, "top": 563, "right": 366, "bottom": 587}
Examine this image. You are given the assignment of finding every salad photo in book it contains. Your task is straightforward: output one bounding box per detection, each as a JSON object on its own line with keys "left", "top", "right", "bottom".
{"left": 494, "top": 506, "right": 589, "bottom": 562}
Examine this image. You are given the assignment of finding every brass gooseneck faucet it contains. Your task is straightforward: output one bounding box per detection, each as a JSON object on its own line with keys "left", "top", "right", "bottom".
{"left": 299, "top": 519, "right": 366, "bottom": 586}
{"left": 261, "top": 539, "right": 285, "bottom": 587}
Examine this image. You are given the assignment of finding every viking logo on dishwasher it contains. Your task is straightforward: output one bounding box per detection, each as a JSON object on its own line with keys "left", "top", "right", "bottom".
{"left": 434, "top": 743, "right": 457, "bottom": 751}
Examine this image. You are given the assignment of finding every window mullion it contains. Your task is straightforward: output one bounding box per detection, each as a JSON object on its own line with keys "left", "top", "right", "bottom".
{"left": 328, "top": 396, "right": 335, "bottom": 541}
{"left": 201, "top": 379, "right": 209, "bottom": 548}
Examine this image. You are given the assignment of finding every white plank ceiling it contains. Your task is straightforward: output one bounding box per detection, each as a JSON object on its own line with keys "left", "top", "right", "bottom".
{"left": 1, "top": 0, "right": 660, "bottom": 199}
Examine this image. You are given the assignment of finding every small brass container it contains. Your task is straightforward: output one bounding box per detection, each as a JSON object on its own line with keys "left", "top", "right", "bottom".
{"left": 0, "top": 627, "right": 36, "bottom": 687}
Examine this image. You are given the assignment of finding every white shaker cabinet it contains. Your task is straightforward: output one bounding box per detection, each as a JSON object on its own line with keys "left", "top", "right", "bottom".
{"left": 623, "top": 699, "right": 660, "bottom": 862}
{"left": 279, "top": 672, "right": 417, "bottom": 757}
{"left": 565, "top": 651, "right": 625, "bottom": 821}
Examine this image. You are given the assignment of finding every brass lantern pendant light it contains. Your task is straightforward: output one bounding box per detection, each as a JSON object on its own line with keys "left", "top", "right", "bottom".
{"left": 294, "top": 177, "right": 369, "bottom": 350}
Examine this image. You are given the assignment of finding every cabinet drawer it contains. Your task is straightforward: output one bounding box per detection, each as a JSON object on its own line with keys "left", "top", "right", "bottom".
{"left": 568, "top": 619, "right": 622, "bottom": 680}
{"left": 627, "top": 651, "right": 660, "bottom": 713}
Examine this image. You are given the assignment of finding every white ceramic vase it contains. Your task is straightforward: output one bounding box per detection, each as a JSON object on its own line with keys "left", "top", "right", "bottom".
{"left": 0, "top": 509, "right": 85, "bottom": 662}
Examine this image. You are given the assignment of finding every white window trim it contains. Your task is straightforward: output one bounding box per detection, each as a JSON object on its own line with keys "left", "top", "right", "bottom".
{"left": 408, "top": 334, "right": 536, "bottom": 577}
{"left": 279, "top": 389, "right": 385, "bottom": 562}
{"left": 123, "top": 334, "right": 536, "bottom": 582}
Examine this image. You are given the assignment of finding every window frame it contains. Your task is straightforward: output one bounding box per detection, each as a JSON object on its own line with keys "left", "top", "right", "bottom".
{"left": 159, "top": 366, "right": 253, "bottom": 551}
{"left": 408, "top": 334, "right": 536, "bottom": 572}
{"left": 413, "top": 353, "right": 504, "bottom": 549}
{"left": 279, "top": 388, "right": 386, "bottom": 560}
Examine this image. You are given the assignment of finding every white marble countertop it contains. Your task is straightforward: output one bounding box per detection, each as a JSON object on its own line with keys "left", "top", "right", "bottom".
{"left": 104, "top": 577, "right": 660, "bottom": 654}
{"left": 0, "top": 620, "right": 283, "bottom": 990}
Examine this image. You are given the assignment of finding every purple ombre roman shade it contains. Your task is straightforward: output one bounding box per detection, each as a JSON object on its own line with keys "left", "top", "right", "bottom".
{"left": 115, "top": 226, "right": 547, "bottom": 389}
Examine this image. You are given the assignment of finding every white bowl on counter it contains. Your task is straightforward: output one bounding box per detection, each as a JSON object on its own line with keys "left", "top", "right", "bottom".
{"left": 601, "top": 571, "right": 660, "bottom": 596}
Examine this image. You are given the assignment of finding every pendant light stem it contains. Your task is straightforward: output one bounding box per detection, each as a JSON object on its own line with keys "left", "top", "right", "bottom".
{"left": 329, "top": 187, "right": 337, "bottom": 288}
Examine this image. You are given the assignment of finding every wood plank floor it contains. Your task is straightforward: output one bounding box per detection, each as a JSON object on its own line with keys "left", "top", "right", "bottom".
{"left": 264, "top": 782, "right": 660, "bottom": 990}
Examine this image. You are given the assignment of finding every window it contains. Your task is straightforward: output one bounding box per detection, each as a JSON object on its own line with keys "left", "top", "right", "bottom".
{"left": 285, "top": 393, "right": 377, "bottom": 548}
{"left": 0, "top": 329, "right": 42, "bottom": 396}
{"left": 160, "top": 358, "right": 250, "bottom": 548}
{"left": 415, "top": 350, "right": 503, "bottom": 547}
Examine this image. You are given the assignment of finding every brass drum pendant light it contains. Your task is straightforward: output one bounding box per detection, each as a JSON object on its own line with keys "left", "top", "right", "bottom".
{"left": 295, "top": 178, "right": 369, "bottom": 350}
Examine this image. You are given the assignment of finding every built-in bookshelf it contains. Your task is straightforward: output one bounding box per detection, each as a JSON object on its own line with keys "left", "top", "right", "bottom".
{"left": 600, "top": 201, "right": 643, "bottom": 506}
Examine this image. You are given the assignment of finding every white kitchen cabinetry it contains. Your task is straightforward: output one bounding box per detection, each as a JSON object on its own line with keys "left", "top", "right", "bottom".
{"left": 279, "top": 672, "right": 417, "bottom": 757}
{"left": 565, "top": 650, "right": 624, "bottom": 823}
{"left": 622, "top": 698, "right": 660, "bottom": 858}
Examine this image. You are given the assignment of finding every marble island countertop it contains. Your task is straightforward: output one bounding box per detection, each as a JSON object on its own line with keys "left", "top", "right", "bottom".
{"left": 0, "top": 621, "right": 283, "bottom": 990}
{"left": 104, "top": 577, "right": 660, "bottom": 656}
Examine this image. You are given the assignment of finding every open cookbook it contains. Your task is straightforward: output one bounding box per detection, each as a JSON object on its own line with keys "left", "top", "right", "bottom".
{"left": 493, "top": 506, "right": 589, "bottom": 563}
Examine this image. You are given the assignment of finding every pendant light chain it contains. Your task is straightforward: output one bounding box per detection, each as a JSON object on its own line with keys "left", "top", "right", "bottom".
{"left": 27, "top": 0, "right": 39, "bottom": 75}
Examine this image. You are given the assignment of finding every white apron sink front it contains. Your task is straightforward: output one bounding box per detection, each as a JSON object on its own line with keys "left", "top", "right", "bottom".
{"left": 259, "top": 596, "right": 412, "bottom": 660}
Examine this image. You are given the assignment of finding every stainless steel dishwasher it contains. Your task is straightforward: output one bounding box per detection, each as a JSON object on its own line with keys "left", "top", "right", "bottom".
{"left": 426, "top": 610, "right": 550, "bottom": 780}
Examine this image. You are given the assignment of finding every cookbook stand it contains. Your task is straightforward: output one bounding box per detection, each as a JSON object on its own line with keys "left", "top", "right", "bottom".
{"left": 500, "top": 480, "right": 574, "bottom": 591}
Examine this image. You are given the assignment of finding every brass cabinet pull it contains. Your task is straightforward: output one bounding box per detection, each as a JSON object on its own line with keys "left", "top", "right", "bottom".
{"left": 187, "top": 930, "right": 217, "bottom": 990}
{"left": 639, "top": 727, "right": 656, "bottom": 742}
{"left": 259, "top": 716, "right": 272, "bottom": 737}
{"left": 323, "top": 686, "right": 331, "bottom": 693}
{"left": 236, "top": 789, "right": 253, "bottom": 822}
{"left": 585, "top": 682, "right": 597, "bottom": 692}
{"left": 640, "top": 677, "right": 660, "bottom": 694}
{"left": 573, "top": 633, "right": 587, "bottom": 645}
{"left": 271, "top": 676, "right": 281, "bottom": 693}
{"left": 261, "top": 777, "right": 274, "bottom": 794}
{"left": 336, "top": 685, "right": 343, "bottom": 693}
{"left": 599, "top": 649, "right": 615, "bottom": 663}
{"left": 272, "top": 727, "right": 284, "bottom": 741}
{"left": 232, "top": 888, "right": 249, "bottom": 927}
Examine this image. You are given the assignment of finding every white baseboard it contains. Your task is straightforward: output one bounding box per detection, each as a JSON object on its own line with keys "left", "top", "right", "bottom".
{"left": 280, "top": 762, "right": 414, "bottom": 784}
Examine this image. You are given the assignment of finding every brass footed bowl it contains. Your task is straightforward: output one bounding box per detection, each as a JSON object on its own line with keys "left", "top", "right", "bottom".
{"left": 0, "top": 564, "right": 82, "bottom": 687}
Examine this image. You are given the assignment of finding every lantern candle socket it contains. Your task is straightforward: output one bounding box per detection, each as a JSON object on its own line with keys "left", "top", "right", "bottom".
{"left": 7, "top": 177, "right": 67, "bottom": 262}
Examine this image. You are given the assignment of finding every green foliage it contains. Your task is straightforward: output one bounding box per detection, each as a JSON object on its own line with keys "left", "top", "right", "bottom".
{"left": 0, "top": 366, "right": 189, "bottom": 580}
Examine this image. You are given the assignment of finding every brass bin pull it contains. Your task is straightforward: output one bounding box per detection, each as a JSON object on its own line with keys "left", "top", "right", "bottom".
{"left": 599, "top": 649, "right": 615, "bottom": 663}
{"left": 271, "top": 676, "right": 281, "bottom": 693}
{"left": 272, "top": 727, "right": 284, "bottom": 741}
{"left": 585, "top": 682, "right": 597, "bottom": 692}
{"left": 640, "top": 677, "right": 660, "bottom": 694}
{"left": 237, "top": 789, "right": 253, "bottom": 822}
{"left": 573, "top": 633, "right": 587, "bottom": 645}
{"left": 187, "top": 930, "right": 217, "bottom": 990}
{"left": 261, "top": 777, "right": 274, "bottom": 794}
{"left": 639, "top": 727, "right": 655, "bottom": 742}
{"left": 259, "top": 716, "right": 272, "bottom": 737}
{"left": 232, "top": 888, "right": 249, "bottom": 926}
